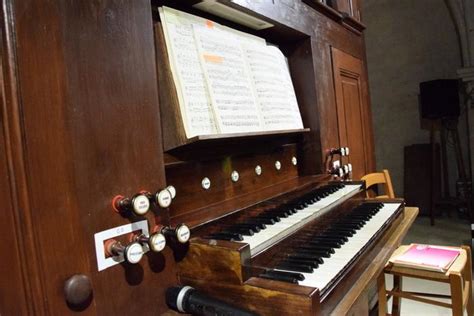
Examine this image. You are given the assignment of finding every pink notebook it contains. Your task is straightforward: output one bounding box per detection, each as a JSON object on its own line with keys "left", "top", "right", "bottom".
{"left": 390, "top": 244, "right": 460, "bottom": 272}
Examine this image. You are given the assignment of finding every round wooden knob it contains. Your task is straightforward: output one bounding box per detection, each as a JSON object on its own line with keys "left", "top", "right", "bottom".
{"left": 64, "top": 274, "right": 92, "bottom": 306}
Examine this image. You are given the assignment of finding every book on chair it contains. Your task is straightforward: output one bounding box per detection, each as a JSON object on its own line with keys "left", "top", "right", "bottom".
{"left": 389, "top": 244, "right": 460, "bottom": 273}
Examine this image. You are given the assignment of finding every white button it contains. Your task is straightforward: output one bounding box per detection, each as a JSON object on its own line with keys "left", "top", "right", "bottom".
{"left": 345, "top": 147, "right": 350, "bottom": 155}
{"left": 156, "top": 189, "right": 172, "bottom": 208}
{"left": 149, "top": 233, "right": 166, "bottom": 252}
{"left": 255, "top": 165, "right": 262, "bottom": 176}
{"left": 275, "top": 161, "right": 281, "bottom": 170}
{"left": 291, "top": 156, "right": 297, "bottom": 166}
{"left": 125, "top": 243, "right": 144, "bottom": 264}
{"left": 231, "top": 170, "right": 239, "bottom": 182}
{"left": 201, "top": 177, "right": 211, "bottom": 190}
{"left": 132, "top": 195, "right": 150, "bottom": 215}
{"left": 341, "top": 148, "right": 346, "bottom": 156}
{"left": 176, "top": 225, "right": 190, "bottom": 243}
{"left": 166, "top": 185, "right": 176, "bottom": 199}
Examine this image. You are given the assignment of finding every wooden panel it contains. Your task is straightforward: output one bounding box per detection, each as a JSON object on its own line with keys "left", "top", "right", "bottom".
{"left": 5, "top": 0, "right": 176, "bottom": 314}
{"left": 167, "top": 145, "right": 300, "bottom": 227}
{"left": 331, "top": 47, "right": 373, "bottom": 179}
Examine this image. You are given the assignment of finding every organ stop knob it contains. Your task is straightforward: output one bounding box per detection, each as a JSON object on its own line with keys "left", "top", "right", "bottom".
{"left": 164, "top": 223, "right": 191, "bottom": 244}
{"left": 105, "top": 240, "right": 144, "bottom": 264}
{"left": 113, "top": 193, "right": 151, "bottom": 216}
{"left": 135, "top": 230, "right": 167, "bottom": 252}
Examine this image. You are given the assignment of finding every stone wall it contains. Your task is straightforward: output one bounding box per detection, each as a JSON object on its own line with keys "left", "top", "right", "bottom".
{"left": 362, "top": 0, "right": 465, "bottom": 196}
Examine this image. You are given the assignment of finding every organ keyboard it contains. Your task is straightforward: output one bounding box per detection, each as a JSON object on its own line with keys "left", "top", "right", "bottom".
{"left": 178, "top": 179, "right": 406, "bottom": 315}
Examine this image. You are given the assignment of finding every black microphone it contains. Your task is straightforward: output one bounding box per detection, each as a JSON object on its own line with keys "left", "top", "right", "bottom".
{"left": 166, "top": 286, "right": 258, "bottom": 316}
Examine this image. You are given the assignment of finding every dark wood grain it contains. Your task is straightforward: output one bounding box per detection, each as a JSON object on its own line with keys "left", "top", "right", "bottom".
{"left": 0, "top": 52, "right": 29, "bottom": 314}
{"left": 3, "top": 0, "right": 177, "bottom": 314}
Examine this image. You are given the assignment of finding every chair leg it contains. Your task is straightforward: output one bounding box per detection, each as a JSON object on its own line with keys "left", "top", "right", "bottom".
{"left": 450, "top": 273, "right": 464, "bottom": 316}
{"left": 391, "top": 275, "right": 402, "bottom": 316}
{"left": 377, "top": 273, "right": 387, "bottom": 316}
{"left": 462, "top": 246, "right": 472, "bottom": 316}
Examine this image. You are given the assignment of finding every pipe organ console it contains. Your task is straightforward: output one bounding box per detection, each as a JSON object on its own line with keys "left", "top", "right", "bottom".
{"left": 0, "top": 1, "right": 417, "bottom": 315}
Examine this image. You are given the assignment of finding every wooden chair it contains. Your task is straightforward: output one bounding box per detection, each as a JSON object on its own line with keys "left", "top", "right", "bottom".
{"left": 361, "top": 169, "right": 395, "bottom": 199}
{"left": 378, "top": 245, "right": 473, "bottom": 316}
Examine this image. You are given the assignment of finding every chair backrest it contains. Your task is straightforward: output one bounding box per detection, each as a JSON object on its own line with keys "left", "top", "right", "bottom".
{"left": 360, "top": 169, "right": 395, "bottom": 199}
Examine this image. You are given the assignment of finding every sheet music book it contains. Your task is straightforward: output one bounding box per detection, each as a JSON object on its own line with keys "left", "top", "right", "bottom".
{"left": 389, "top": 244, "right": 460, "bottom": 273}
{"left": 159, "top": 6, "right": 304, "bottom": 137}
{"left": 159, "top": 7, "right": 217, "bottom": 137}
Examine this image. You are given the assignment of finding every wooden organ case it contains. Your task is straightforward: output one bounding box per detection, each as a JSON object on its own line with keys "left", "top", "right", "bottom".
{"left": 0, "top": 1, "right": 417, "bottom": 315}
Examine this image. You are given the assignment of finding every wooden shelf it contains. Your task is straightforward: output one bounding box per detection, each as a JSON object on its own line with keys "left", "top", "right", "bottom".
{"left": 166, "top": 128, "right": 310, "bottom": 155}
{"left": 342, "top": 15, "right": 366, "bottom": 34}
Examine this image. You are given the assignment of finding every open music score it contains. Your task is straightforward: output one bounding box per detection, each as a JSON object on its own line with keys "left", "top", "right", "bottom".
{"left": 158, "top": 7, "right": 304, "bottom": 139}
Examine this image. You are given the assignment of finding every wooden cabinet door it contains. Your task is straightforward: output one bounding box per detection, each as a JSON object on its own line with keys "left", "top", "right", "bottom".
{"left": 331, "top": 47, "right": 373, "bottom": 179}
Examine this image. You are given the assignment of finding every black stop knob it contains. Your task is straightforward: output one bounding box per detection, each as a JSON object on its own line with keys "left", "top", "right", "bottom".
{"left": 64, "top": 274, "right": 92, "bottom": 306}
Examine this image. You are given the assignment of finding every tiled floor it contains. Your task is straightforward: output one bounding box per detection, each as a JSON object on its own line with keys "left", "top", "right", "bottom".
{"left": 382, "top": 214, "right": 472, "bottom": 316}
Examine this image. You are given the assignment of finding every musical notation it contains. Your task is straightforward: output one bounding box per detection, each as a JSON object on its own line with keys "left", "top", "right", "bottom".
{"left": 159, "top": 6, "right": 304, "bottom": 138}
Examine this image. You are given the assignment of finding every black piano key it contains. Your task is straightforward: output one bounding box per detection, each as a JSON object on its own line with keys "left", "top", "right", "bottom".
{"left": 286, "top": 254, "right": 324, "bottom": 265}
{"left": 325, "top": 229, "right": 354, "bottom": 237}
{"left": 310, "top": 237, "right": 346, "bottom": 246}
{"left": 294, "top": 247, "right": 332, "bottom": 258}
{"left": 249, "top": 217, "right": 276, "bottom": 225}
{"left": 256, "top": 214, "right": 281, "bottom": 222}
{"left": 275, "top": 262, "right": 314, "bottom": 273}
{"left": 280, "top": 257, "right": 321, "bottom": 268}
{"left": 262, "top": 269, "right": 305, "bottom": 281}
{"left": 336, "top": 221, "right": 365, "bottom": 229}
{"left": 302, "top": 244, "right": 336, "bottom": 253}
{"left": 305, "top": 240, "right": 342, "bottom": 248}
{"left": 231, "top": 224, "right": 261, "bottom": 233}
{"left": 242, "top": 221, "right": 267, "bottom": 229}
{"left": 221, "top": 228, "right": 254, "bottom": 236}
{"left": 205, "top": 232, "right": 244, "bottom": 241}
{"left": 332, "top": 221, "right": 362, "bottom": 227}
{"left": 266, "top": 209, "right": 290, "bottom": 218}
{"left": 319, "top": 233, "right": 349, "bottom": 242}
{"left": 259, "top": 273, "right": 298, "bottom": 284}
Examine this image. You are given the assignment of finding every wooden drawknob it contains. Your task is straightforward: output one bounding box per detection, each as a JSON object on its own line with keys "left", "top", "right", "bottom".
{"left": 64, "top": 274, "right": 92, "bottom": 306}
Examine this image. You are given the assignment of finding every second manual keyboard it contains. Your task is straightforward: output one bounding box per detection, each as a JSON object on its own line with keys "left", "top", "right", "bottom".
{"left": 204, "top": 183, "right": 363, "bottom": 256}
